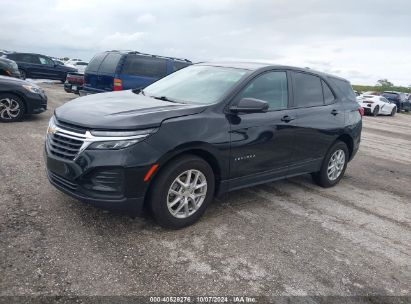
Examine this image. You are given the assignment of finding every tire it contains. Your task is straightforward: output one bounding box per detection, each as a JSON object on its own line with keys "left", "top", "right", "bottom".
{"left": 19, "top": 69, "right": 26, "bottom": 80}
{"left": 391, "top": 107, "right": 396, "bottom": 116}
{"left": 0, "top": 93, "right": 26, "bottom": 122}
{"left": 149, "top": 155, "right": 215, "bottom": 229}
{"left": 372, "top": 106, "right": 379, "bottom": 117}
{"left": 311, "top": 141, "right": 348, "bottom": 188}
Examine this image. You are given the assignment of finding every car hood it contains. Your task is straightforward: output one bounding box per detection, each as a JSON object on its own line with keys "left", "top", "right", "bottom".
{"left": 0, "top": 75, "right": 35, "bottom": 86}
{"left": 55, "top": 90, "right": 208, "bottom": 130}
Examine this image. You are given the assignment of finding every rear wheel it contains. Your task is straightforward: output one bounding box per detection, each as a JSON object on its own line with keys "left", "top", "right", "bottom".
{"left": 0, "top": 94, "right": 25, "bottom": 122}
{"left": 372, "top": 106, "right": 379, "bottom": 117}
{"left": 19, "top": 69, "right": 26, "bottom": 80}
{"left": 391, "top": 107, "right": 396, "bottom": 116}
{"left": 312, "top": 141, "right": 348, "bottom": 188}
{"left": 149, "top": 155, "right": 215, "bottom": 229}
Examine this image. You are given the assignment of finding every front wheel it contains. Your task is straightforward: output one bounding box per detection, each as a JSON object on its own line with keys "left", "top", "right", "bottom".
{"left": 312, "top": 141, "right": 348, "bottom": 188}
{"left": 149, "top": 155, "right": 215, "bottom": 229}
{"left": 0, "top": 94, "right": 26, "bottom": 122}
{"left": 391, "top": 107, "right": 396, "bottom": 116}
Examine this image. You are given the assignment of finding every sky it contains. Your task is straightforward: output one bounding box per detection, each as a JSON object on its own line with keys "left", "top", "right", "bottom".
{"left": 1, "top": 0, "right": 410, "bottom": 86}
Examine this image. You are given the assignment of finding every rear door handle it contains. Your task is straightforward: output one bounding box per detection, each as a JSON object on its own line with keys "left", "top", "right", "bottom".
{"left": 281, "top": 115, "right": 295, "bottom": 122}
{"left": 331, "top": 109, "right": 339, "bottom": 116}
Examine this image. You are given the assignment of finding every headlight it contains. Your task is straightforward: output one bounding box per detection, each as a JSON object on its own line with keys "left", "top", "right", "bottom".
{"left": 22, "top": 85, "right": 42, "bottom": 94}
{"left": 88, "top": 140, "right": 140, "bottom": 150}
{"left": 87, "top": 128, "right": 157, "bottom": 150}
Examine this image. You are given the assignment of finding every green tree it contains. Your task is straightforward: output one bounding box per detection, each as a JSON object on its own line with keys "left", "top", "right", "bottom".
{"left": 376, "top": 79, "right": 394, "bottom": 87}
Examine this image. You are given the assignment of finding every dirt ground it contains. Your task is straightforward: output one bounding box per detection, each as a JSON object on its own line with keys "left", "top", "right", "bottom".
{"left": 0, "top": 83, "right": 410, "bottom": 298}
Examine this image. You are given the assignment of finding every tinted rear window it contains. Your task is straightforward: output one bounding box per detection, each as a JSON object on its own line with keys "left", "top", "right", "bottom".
{"left": 330, "top": 78, "right": 356, "bottom": 100}
{"left": 382, "top": 93, "right": 399, "bottom": 99}
{"left": 86, "top": 53, "right": 107, "bottom": 73}
{"left": 121, "top": 55, "right": 167, "bottom": 78}
{"left": 98, "top": 53, "right": 122, "bottom": 74}
{"left": 293, "top": 72, "right": 324, "bottom": 107}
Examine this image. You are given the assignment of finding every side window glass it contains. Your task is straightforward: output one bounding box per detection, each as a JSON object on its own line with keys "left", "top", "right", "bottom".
{"left": 322, "top": 80, "right": 335, "bottom": 104}
{"left": 122, "top": 55, "right": 167, "bottom": 78}
{"left": 293, "top": 72, "right": 324, "bottom": 107}
{"left": 39, "top": 56, "right": 52, "bottom": 65}
{"left": 236, "top": 71, "right": 288, "bottom": 110}
{"left": 21, "top": 55, "right": 34, "bottom": 63}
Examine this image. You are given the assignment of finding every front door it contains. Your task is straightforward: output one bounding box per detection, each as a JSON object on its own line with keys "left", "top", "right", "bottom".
{"left": 228, "top": 70, "right": 297, "bottom": 188}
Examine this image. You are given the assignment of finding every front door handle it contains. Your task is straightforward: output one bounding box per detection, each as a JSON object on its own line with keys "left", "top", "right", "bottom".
{"left": 331, "top": 109, "right": 339, "bottom": 116}
{"left": 281, "top": 115, "right": 295, "bottom": 122}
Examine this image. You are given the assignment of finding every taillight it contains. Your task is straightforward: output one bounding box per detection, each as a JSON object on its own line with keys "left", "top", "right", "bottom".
{"left": 358, "top": 107, "right": 364, "bottom": 118}
{"left": 113, "top": 78, "right": 122, "bottom": 91}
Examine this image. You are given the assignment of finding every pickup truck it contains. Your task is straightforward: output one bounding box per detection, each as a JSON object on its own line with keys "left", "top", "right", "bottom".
{"left": 64, "top": 73, "right": 84, "bottom": 94}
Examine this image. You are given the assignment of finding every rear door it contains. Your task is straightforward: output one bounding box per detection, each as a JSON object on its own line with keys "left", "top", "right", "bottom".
{"left": 288, "top": 72, "right": 345, "bottom": 174}
{"left": 119, "top": 55, "right": 167, "bottom": 90}
{"left": 9, "top": 54, "right": 38, "bottom": 77}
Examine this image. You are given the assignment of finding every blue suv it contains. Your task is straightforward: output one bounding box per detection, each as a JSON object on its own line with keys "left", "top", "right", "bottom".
{"left": 81, "top": 51, "right": 192, "bottom": 95}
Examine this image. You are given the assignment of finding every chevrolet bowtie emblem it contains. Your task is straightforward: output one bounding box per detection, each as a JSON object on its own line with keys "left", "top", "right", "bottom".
{"left": 47, "top": 125, "right": 58, "bottom": 135}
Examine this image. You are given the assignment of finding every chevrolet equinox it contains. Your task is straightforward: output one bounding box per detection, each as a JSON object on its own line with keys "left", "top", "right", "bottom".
{"left": 45, "top": 62, "right": 362, "bottom": 228}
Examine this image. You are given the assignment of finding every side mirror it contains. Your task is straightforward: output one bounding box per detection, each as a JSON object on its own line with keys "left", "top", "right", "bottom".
{"left": 229, "top": 98, "right": 269, "bottom": 113}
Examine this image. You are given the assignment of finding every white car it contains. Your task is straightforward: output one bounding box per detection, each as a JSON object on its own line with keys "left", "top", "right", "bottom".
{"left": 357, "top": 95, "right": 397, "bottom": 116}
{"left": 65, "top": 61, "right": 88, "bottom": 74}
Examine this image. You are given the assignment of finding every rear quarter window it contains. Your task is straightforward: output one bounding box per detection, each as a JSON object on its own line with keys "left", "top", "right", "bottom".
{"left": 86, "top": 53, "right": 108, "bottom": 73}
{"left": 121, "top": 55, "right": 167, "bottom": 78}
{"left": 330, "top": 77, "right": 356, "bottom": 101}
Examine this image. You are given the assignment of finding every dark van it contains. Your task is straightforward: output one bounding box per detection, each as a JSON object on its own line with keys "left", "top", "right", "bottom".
{"left": 81, "top": 51, "right": 191, "bottom": 95}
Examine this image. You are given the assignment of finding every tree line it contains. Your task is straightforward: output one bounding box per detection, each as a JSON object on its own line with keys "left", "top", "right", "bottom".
{"left": 352, "top": 79, "right": 411, "bottom": 93}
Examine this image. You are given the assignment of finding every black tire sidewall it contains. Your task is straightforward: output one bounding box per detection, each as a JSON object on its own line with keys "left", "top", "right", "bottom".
{"left": 391, "top": 108, "right": 396, "bottom": 116}
{"left": 317, "top": 141, "right": 349, "bottom": 188}
{"left": 0, "top": 93, "right": 25, "bottom": 122}
{"left": 373, "top": 106, "right": 379, "bottom": 116}
{"left": 19, "top": 69, "right": 26, "bottom": 80}
{"left": 149, "top": 155, "right": 215, "bottom": 229}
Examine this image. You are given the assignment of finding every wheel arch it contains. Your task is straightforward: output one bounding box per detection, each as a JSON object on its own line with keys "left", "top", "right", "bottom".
{"left": 143, "top": 144, "right": 224, "bottom": 209}
{"left": 335, "top": 134, "right": 354, "bottom": 160}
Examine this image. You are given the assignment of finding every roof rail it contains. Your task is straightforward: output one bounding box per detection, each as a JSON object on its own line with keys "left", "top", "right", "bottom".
{"left": 113, "top": 50, "right": 191, "bottom": 62}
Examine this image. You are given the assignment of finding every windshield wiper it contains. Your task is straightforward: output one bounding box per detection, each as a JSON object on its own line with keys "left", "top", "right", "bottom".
{"left": 152, "top": 95, "right": 181, "bottom": 103}
{"left": 132, "top": 88, "right": 145, "bottom": 95}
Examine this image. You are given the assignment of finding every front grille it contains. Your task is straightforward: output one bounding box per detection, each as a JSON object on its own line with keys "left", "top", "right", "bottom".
{"left": 48, "top": 171, "right": 78, "bottom": 192}
{"left": 47, "top": 131, "right": 85, "bottom": 160}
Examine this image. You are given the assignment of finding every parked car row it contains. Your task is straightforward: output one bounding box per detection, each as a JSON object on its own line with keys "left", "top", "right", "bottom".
{"left": 356, "top": 91, "right": 411, "bottom": 115}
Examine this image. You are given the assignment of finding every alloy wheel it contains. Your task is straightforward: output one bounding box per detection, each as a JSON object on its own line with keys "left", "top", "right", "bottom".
{"left": 167, "top": 169, "right": 208, "bottom": 219}
{"left": 0, "top": 97, "right": 21, "bottom": 121}
{"left": 327, "top": 149, "right": 345, "bottom": 181}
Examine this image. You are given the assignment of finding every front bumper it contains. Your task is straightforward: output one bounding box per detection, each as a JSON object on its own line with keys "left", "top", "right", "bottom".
{"left": 44, "top": 145, "right": 150, "bottom": 215}
{"left": 26, "top": 92, "right": 47, "bottom": 114}
{"left": 64, "top": 82, "right": 83, "bottom": 94}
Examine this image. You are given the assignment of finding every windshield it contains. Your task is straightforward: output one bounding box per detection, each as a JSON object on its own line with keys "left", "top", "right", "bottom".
{"left": 143, "top": 65, "right": 249, "bottom": 104}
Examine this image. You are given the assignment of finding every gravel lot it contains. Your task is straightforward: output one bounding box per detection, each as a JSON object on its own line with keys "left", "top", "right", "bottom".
{"left": 0, "top": 83, "right": 410, "bottom": 298}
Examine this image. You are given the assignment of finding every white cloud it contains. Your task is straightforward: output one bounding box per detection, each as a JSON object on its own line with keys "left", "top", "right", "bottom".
{"left": 0, "top": 0, "right": 410, "bottom": 85}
